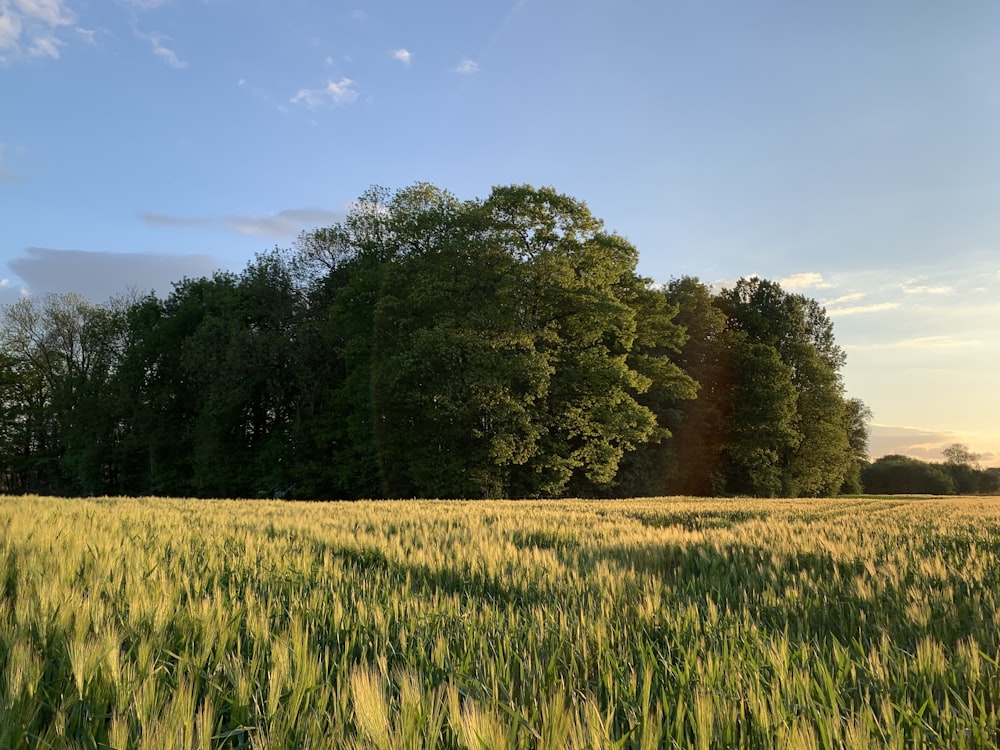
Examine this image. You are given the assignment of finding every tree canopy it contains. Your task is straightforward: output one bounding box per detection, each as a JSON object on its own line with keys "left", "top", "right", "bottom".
{"left": 0, "top": 183, "right": 878, "bottom": 499}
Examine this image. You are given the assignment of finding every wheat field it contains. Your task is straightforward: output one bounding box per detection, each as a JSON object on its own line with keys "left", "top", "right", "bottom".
{"left": 1, "top": 495, "right": 999, "bottom": 748}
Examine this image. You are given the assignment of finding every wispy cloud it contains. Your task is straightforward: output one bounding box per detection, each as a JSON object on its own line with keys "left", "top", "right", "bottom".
{"left": 225, "top": 209, "right": 346, "bottom": 238}
{"left": 75, "top": 27, "right": 98, "bottom": 46}
{"left": 868, "top": 424, "right": 960, "bottom": 463}
{"left": 845, "top": 335, "right": 979, "bottom": 352}
{"left": 12, "top": 0, "right": 74, "bottom": 27}
{"left": 901, "top": 280, "right": 954, "bottom": 295}
{"left": 140, "top": 208, "right": 347, "bottom": 240}
{"left": 827, "top": 301, "right": 900, "bottom": 316}
{"left": 391, "top": 48, "right": 412, "bottom": 65}
{"left": 27, "top": 33, "right": 61, "bottom": 58}
{"left": 823, "top": 292, "right": 865, "bottom": 306}
{"left": 868, "top": 423, "right": 998, "bottom": 466}
{"left": 122, "top": 0, "right": 172, "bottom": 8}
{"left": 453, "top": 57, "right": 479, "bottom": 74}
{"left": 0, "top": 14, "right": 21, "bottom": 51}
{"left": 779, "top": 272, "right": 833, "bottom": 291}
{"left": 140, "top": 213, "right": 214, "bottom": 229}
{"left": 290, "top": 78, "right": 358, "bottom": 108}
{"left": 135, "top": 28, "right": 186, "bottom": 68}
{"left": 0, "top": 0, "right": 75, "bottom": 62}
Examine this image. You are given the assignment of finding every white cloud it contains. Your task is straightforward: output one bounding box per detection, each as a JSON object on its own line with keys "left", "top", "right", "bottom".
{"left": 845, "top": 335, "right": 979, "bottom": 352}
{"left": 823, "top": 292, "right": 864, "bottom": 306}
{"left": 453, "top": 57, "right": 479, "bottom": 74}
{"left": 12, "top": 0, "right": 74, "bottom": 27}
{"left": 867, "top": 423, "right": 1000, "bottom": 467}
{"left": 392, "top": 48, "right": 412, "bottom": 65}
{"left": 0, "top": 0, "right": 74, "bottom": 61}
{"left": 779, "top": 272, "right": 833, "bottom": 291}
{"left": 135, "top": 28, "right": 186, "bottom": 68}
{"left": 0, "top": 13, "right": 22, "bottom": 50}
{"left": 827, "top": 301, "right": 900, "bottom": 316}
{"left": 28, "top": 33, "right": 60, "bottom": 58}
{"left": 901, "top": 281, "right": 954, "bottom": 295}
{"left": 75, "top": 27, "right": 96, "bottom": 45}
{"left": 290, "top": 78, "right": 358, "bottom": 108}
{"left": 868, "top": 424, "right": 961, "bottom": 463}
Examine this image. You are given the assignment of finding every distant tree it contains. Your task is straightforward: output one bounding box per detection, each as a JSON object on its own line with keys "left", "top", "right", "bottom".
{"left": 941, "top": 443, "right": 996, "bottom": 495}
{"left": 982, "top": 468, "right": 1000, "bottom": 495}
{"left": 861, "top": 455, "right": 955, "bottom": 495}
{"left": 942, "top": 443, "right": 982, "bottom": 470}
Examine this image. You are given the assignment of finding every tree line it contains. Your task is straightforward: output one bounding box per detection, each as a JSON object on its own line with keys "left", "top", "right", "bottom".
{"left": 862, "top": 446, "right": 1000, "bottom": 496}
{"left": 0, "top": 183, "right": 882, "bottom": 499}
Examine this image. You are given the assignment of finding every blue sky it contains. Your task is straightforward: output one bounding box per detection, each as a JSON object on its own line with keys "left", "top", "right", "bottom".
{"left": 3, "top": 0, "right": 999, "bottom": 467}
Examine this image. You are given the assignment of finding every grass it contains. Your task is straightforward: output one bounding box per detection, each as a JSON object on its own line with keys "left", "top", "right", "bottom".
{"left": 1, "top": 495, "right": 999, "bottom": 748}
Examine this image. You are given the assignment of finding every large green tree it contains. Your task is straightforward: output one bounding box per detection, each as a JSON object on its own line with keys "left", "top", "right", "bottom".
{"left": 482, "top": 185, "right": 690, "bottom": 497}
{"left": 715, "top": 277, "right": 861, "bottom": 496}
{"left": 289, "top": 183, "right": 694, "bottom": 498}
{"left": 361, "top": 185, "right": 549, "bottom": 497}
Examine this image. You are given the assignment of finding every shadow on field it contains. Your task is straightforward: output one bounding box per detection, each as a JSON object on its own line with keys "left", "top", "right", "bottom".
{"left": 626, "top": 509, "right": 767, "bottom": 531}
{"left": 594, "top": 536, "right": 997, "bottom": 652}
{"left": 313, "top": 517, "right": 998, "bottom": 658}
{"left": 329, "top": 542, "right": 549, "bottom": 610}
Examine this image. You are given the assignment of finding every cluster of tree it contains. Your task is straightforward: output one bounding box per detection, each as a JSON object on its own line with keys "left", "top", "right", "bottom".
{"left": 0, "top": 184, "right": 872, "bottom": 499}
{"left": 861, "top": 445, "right": 1000, "bottom": 495}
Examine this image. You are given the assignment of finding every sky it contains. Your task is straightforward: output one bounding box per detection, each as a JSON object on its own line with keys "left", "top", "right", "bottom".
{"left": 2, "top": 0, "right": 999, "bottom": 467}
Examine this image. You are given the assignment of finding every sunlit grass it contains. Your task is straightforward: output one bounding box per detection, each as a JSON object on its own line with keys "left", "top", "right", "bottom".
{"left": 1, "top": 495, "right": 1000, "bottom": 747}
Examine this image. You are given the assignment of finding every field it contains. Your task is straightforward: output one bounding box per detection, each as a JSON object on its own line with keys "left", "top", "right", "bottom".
{"left": 2, "top": 496, "right": 1000, "bottom": 748}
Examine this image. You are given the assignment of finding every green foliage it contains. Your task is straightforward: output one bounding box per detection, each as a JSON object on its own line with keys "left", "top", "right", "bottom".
{"left": 723, "top": 341, "right": 799, "bottom": 497}
{"left": 861, "top": 455, "right": 956, "bottom": 495}
{"left": 0, "top": 185, "right": 870, "bottom": 499}
{"left": 861, "top": 448, "right": 999, "bottom": 496}
{"left": 839, "top": 398, "right": 873, "bottom": 493}
{"left": 298, "top": 183, "right": 695, "bottom": 498}
{"left": 658, "top": 277, "right": 733, "bottom": 496}
{"left": 712, "top": 277, "right": 862, "bottom": 497}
